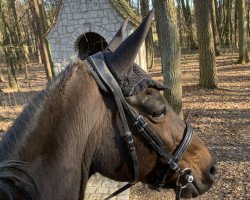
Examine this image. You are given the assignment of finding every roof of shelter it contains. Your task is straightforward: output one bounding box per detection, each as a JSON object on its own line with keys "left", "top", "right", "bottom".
{"left": 45, "top": 0, "right": 140, "bottom": 36}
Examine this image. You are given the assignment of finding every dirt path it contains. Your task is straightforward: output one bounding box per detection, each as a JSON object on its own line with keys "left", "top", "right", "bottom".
{"left": 0, "top": 52, "right": 249, "bottom": 199}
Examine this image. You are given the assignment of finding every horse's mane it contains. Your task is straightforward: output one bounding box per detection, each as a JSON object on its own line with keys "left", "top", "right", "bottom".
{"left": 0, "top": 160, "right": 40, "bottom": 200}
{"left": 0, "top": 60, "right": 85, "bottom": 160}
{"left": 0, "top": 90, "right": 48, "bottom": 161}
{"left": 0, "top": 59, "right": 88, "bottom": 200}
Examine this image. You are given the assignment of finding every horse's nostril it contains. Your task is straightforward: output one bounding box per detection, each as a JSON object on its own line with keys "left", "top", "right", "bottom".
{"left": 210, "top": 165, "right": 217, "bottom": 176}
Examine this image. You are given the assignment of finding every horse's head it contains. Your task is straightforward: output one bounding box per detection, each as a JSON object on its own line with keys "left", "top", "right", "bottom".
{"left": 125, "top": 88, "right": 216, "bottom": 198}
{"left": 90, "top": 10, "right": 216, "bottom": 198}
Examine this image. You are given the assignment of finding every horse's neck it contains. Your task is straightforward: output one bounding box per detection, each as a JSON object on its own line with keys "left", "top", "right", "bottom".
{"left": 0, "top": 90, "right": 50, "bottom": 161}
{"left": 0, "top": 62, "right": 108, "bottom": 199}
{"left": 0, "top": 63, "right": 97, "bottom": 160}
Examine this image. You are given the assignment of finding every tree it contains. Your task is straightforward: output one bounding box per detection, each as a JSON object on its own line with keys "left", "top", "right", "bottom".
{"left": 0, "top": 68, "right": 5, "bottom": 83}
{"left": 247, "top": 2, "right": 250, "bottom": 37}
{"left": 177, "top": 0, "right": 184, "bottom": 46}
{"left": 194, "top": 0, "right": 217, "bottom": 89}
{"left": 210, "top": 0, "right": 221, "bottom": 56}
{"left": 140, "top": 0, "right": 154, "bottom": 69}
{"left": 224, "top": 0, "right": 232, "bottom": 46}
{"left": 0, "top": 0, "right": 61, "bottom": 85}
{"left": 237, "top": 0, "right": 249, "bottom": 64}
{"left": 29, "top": 0, "right": 54, "bottom": 80}
{"left": 181, "top": 0, "right": 197, "bottom": 50}
{"left": 0, "top": 0, "right": 19, "bottom": 89}
{"left": 154, "top": 0, "right": 183, "bottom": 118}
{"left": 215, "top": 0, "right": 224, "bottom": 44}
{"left": 234, "top": 0, "right": 239, "bottom": 47}
{"left": 8, "top": 0, "right": 29, "bottom": 78}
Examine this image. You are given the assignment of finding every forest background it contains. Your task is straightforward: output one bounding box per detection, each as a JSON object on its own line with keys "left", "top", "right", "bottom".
{"left": 0, "top": 0, "right": 249, "bottom": 199}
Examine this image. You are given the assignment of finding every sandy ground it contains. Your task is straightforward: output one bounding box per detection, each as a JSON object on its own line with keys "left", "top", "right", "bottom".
{"left": 0, "top": 52, "right": 249, "bottom": 200}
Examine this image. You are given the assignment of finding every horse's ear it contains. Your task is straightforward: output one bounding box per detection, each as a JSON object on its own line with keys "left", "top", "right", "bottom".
{"left": 105, "top": 19, "right": 128, "bottom": 52}
{"left": 105, "top": 10, "right": 154, "bottom": 75}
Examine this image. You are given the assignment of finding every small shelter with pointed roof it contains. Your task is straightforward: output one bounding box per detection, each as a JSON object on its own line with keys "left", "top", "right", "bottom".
{"left": 46, "top": 0, "right": 147, "bottom": 74}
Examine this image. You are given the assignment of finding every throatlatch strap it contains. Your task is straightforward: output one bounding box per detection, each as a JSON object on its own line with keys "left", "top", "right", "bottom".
{"left": 87, "top": 52, "right": 139, "bottom": 184}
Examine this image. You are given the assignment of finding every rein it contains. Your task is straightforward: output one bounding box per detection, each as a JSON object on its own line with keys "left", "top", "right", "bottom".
{"left": 87, "top": 52, "right": 194, "bottom": 200}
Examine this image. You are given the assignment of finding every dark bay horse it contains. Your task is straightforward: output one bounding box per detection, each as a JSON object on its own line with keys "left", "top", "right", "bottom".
{"left": 0, "top": 11, "right": 216, "bottom": 200}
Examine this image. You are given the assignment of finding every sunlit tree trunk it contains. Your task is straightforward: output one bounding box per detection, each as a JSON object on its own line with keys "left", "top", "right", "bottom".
{"left": 22, "top": 20, "right": 33, "bottom": 57}
{"left": 237, "top": 0, "right": 249, "bottom": 63}
{"left": 0, "top": 1, "right": 19, "bottom": 89}
{"left": 247, "top": 3, "right": 250, "bottom": 37}
{"left": 177, "top": 0, "right": 184, "bottom": 46}
{"left": 0, "top": 68, "right": 5, "bottom": 83}
{"left": 154, "top": 0, "right": 183, "bottom": 118}
{"left": 224, "top": 0, "right": 232, "bottom": 46}
{"left": 30, "top": 0, "right": 54, "bottom": 80}
{"left": 210, "top": 0, "right": 221, "bottom": 56}
{"left": 27, "top": 6, "right": 43, "bottom": 64}
{"left": 216, "top": 0, "right": 223, "bottom": 44}
{"left": 194, "top": 0, "right": 218, "bottom": 89}
{"left": 234, "top": 0, "right": 238, "bottom": 47}
{"left": 26, "top": 7, "right": 38, "bottom": 59}
{"left": 5, "top": 50, "right": 19, "bottom": 89}
{"left": 9, "top": 0, "right": 29, "bottom": 78}
{"left": 140, "top": 0, "right": 154, "bottom": 69}
{"left": 181, "top": 0, "right": 197, "bottom": 50}
{"left": 6, "top": 0, "right": 22, "bottom": 70}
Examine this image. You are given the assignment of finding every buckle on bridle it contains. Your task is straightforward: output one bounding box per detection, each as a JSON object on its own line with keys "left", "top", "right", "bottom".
{"left": 176, "top": 168, "right": 193, "bottom": 188}
{"left": 175, "top": 168, "right": 193, "bottom": 200}
{"left": 125, "top": 132, "right": 136, "bottom": 152}
{"left": 167, "top": 160, "right": 179, "bottom": 171}
{"left": 134, "top": 115, "right": 147, "bottom": 132}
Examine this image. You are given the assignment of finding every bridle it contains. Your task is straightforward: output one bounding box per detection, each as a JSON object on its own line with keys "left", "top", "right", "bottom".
{"left": 87, "top": 52, "right": 194, "bottom": 200}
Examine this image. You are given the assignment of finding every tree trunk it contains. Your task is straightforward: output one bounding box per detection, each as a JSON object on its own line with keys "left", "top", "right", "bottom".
{"left": 181, "top": 0, "right": 197, "bottom": 50}
{"left": 210, "top": 0, "right": 221, "bottom": 56}
{"left": 30, "top": 0, "right": 54, "bottom": 80}
{"left": 237, "top": 0, "right": 249, "bottom": 63}
{"left": 224, "top": 0, "right": 232, "bottom": 46}
{"left": 234, "top": 0, "right": 238, "bottom": 47}
{"left": 9, "top": 0, "right": 29, "bottom": 78}
{"left": 5, "top": 51, "right": 19, "bottom": 89}
{"left": 154, "top": 0, "right": 183, "bottom": 118}
{"left": 248, "top": 3, "right": 250, "bottom": 37}
{"left": 6, "top": 1, "right": 23, "bottom": 70}
{"left": 247, "top": 2, "right": 250, "bottom": 37}
{"left": 177, "top": 0, "right": 184, "bottom": 46}
{"left": 216, "top": 0, "right": 223, "bottom": 44}
{"left": 229, "top": 5, "right": 234, "bottom": 46}
{"left": 194, "top": 0, "right": 218, "bottom": 89}
{"left": 27, "top": 7, "right": 38, "bottom": 58}
{"left": 0, "top": 68, "right": 5, "bottom": 83}
{"left": 22, "top": 20, "right": 33, "bottom": 57}
{"left": 0, "top": 1, "right": 19, "bottom": 89}
{"left": 28, "top": 6, "right": 42, "bottom": 64}
{"left": 140, "top": 0, "right": 154, "bottom": 69}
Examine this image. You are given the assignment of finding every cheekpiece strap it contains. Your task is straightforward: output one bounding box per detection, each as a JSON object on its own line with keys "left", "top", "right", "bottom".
{"left": 87, "top": 52, "right": 139, "bottom": 184}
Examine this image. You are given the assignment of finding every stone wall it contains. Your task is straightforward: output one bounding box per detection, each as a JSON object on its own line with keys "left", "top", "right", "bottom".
{"left": 47, "top": 0, "right": 147, "bottom": 74}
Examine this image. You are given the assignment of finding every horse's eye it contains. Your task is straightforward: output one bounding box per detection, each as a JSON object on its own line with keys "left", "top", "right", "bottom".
{"left": 151, "top": 107, "right": 166, "bottom": 119}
